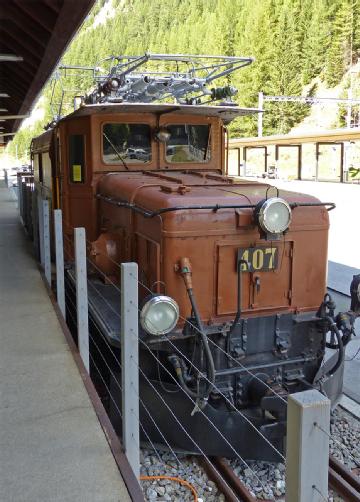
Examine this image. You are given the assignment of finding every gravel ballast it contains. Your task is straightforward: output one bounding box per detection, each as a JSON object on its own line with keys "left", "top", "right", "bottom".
{"left": 140, "top": 406, "right": 359, "bottom": 501}
{"left": 228, "top": 406, "right": 359, "bottom": 501}
{"left": 140, "top": 450, "right": 225, "bottom": 501}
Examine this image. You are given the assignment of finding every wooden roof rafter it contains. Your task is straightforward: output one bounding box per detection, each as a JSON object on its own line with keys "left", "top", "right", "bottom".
{"left": 0, "top": 0, "right": 95, "bottom": 144}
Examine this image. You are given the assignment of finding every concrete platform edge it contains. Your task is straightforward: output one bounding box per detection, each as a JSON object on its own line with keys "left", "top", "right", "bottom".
{"left": 339, "top": 394, "right": 360, "bottom": 420}
{"left": 39, "top": 268, "right": 145, "bottom": 502}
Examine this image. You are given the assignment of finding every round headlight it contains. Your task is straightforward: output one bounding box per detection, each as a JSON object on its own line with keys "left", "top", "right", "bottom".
{"left": 258, "top": 197, "right": 292, "bottom": 234}
{"left": 140, "top": 296, "right": 179, "bottom": 336}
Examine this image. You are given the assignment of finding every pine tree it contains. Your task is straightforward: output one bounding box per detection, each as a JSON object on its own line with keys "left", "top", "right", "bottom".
{"left": 6, "top": 0, "right": 360, "bottom": 162}
{"left": 324, "top": 0, "right": 353, "bottom": 87}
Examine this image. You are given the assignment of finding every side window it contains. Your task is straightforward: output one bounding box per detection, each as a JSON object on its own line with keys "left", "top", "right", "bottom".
{"left": 69, "top": 135, "right": 85, "bottom": 183}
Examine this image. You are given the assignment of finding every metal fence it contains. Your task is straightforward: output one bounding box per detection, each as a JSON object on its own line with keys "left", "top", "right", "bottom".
{"left": 19, "top": 184, "right": 341, "bottom": 502}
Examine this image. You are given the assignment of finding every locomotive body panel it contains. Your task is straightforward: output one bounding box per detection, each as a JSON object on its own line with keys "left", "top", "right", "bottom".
{"left": 97, "top": 170, "right": 329, "bottom": 322}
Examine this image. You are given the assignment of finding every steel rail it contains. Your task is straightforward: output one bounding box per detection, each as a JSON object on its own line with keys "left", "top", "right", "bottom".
{"left": 199, "top": 454, "right": 360, "bottom": 501}
{"left": 211, "top": 457, "right": 258, "bottom": 502}
{"left": 329, "top": 455, "right": 360, "bottom": 501}
{"left": 197, "top": 456, "right": 242, "bottom": 502}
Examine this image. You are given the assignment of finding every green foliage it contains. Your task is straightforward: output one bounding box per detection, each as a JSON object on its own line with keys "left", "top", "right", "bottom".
{"left": 6, "top": 120, "right": 45, "bottom": 161}
{"left": 324, "top": 0, "right": 353, "bottom": 87}
{"left": 5, "top": 0, "right": 360, "bottom": 159}
{"left": 349, "top": 166, "right": 360, "bottom": 178}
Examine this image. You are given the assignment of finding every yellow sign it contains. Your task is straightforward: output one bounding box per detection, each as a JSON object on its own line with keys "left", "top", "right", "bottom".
{"left": 72, "top": 164, "right": 82, "bottom": 182}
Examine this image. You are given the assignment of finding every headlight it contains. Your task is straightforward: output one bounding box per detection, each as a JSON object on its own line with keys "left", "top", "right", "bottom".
{"left": 257, "top": 197, "right": 292, "bottom": 234}
{"left": 140, "top": 295, "right": 179, "bottom": 336}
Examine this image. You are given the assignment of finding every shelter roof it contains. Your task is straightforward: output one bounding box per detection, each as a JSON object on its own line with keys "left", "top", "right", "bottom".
{"left": 0, "top": 0, "right": 95, "bottom": 146}
{"left": 229, "top": 128, "right": 360, "bottom": 147}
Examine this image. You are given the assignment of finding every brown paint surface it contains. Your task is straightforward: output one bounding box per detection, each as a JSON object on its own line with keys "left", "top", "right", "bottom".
{"left": 31, "top": 109, "right": 329, "bottom": 326}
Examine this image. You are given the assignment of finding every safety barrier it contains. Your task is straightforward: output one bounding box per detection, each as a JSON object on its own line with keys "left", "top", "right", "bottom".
{"left": 23, "top": 189, "right": 341, "bottom": 502}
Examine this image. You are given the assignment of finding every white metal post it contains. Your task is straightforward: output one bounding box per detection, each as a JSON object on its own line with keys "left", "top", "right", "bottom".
{"left": 18, "top": 175, "right": 23, "bottom": 218}
{"left": 42, "top": 199, "right": 51, "bottom": 286}
{"left": 74, "top": 227, "right": 89, "bottom": 373}
{"left": 38, "top": 194, "right": 44, "bottom": 267}
{"left": 258, "top": 91, "right": 264, "bottom": 137}
{"left": 54, "top": 209, "right": 65, "bottom": 319}
{"left": 121, "top": 262, "right": 140, "bottom": 479}
{"left": 286, "top": 389, "right": 330, "bottom": 502}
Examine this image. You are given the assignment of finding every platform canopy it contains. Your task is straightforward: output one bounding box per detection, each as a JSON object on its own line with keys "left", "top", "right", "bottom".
{"left": 0, "top": 0, "right": 95, "bottom": 146}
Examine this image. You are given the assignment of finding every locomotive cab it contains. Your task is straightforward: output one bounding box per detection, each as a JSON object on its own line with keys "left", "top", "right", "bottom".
{"left": 29, "top": 54, "right": 358, "bottom": 461}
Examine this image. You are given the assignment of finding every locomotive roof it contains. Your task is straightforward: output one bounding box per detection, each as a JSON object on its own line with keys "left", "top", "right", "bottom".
{"left": 60, "top": 103, "right": 262, "bottom": 124}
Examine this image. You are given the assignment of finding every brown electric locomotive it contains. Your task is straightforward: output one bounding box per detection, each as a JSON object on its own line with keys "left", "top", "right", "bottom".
{"left": 29, "top": 55, "right": 359, "bottom": 460}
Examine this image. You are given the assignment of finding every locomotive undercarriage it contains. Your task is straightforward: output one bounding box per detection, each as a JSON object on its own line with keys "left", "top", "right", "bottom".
{"left": 65, "top": 270, "right": 344, "bottom": 460}
{"left": 136, "top": 313, "right": 326, "bottom": 460}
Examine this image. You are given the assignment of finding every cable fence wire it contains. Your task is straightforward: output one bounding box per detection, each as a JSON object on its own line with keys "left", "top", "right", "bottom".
{"left": 314, "top": 421, "right": 360, "bottom": 468}
{"left": 67, "top": 234, "right": 286, "bottom": 464}
{"left": 75, "top": 264, "right": 251, "bottom": 495}
{"left": 64, "top": 264, "right": 172, "bottom": 473}
{"left": 312, "top": 484, "right": 328, "bottom": 502}
{"left": 88, "top": 331, "right": 175, "bottom": 466}
{"left": 128, "top": 272, "right": 360, "bottom": 469}
{"left": 62, "top": 232, "right": 241, "bottom": 496}
{"left": 82, "top": 236, "right": 289, "bottom": 406}
{"left": 128, "top": 274, "right": 285, "bottom": 460}
{"left": 62, "top": 222, "right": 341, "bottom": 495}
{"left": 89, "top": 323, "right": 182, "bottom": 466}
{"left": 131, "top": 271, "right": 288, "bottom": 404}
{"left": 78, "top": 248, "right": 284, "bottom": 466}
{"left": 88, "top": 271, "right": 265, "bottom": 490}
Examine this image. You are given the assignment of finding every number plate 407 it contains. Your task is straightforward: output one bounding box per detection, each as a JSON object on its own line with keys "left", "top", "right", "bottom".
{"left": 237, "top": 247, "right": 278, "bottom": 272}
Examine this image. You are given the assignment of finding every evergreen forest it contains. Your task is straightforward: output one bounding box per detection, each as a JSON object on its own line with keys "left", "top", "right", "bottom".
{"left": 6, "top": 0, "right": 360, "bottom": 160}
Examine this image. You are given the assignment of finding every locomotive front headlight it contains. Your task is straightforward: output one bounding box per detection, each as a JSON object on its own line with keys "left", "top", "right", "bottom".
{"left": 257, "top": 197, "right": 292, "bottom": 235}
{"left": 140, "top": 295, "right": 179, "bottom": 336}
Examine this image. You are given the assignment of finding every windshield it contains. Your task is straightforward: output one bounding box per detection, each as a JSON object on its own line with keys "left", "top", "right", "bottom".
{"left": 103, "top": 123, "right": 152, "bottom": 164}
{"left": 165, "top": 124, "right": 211, "bottom": 163}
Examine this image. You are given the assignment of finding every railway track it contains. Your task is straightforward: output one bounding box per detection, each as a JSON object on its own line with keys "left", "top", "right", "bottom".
{"left": 329, "top": 455, "right": 360, "bottom": 501}
{"left": 200, "top": 455, "right": 360, "bottom": 502}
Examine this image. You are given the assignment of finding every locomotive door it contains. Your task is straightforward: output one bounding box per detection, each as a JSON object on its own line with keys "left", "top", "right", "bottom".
{"left": 61, "top": 118, "right": 97, "bottom": 240}
{"left": 216, "top": 240, "right": 293, "bottom": 315}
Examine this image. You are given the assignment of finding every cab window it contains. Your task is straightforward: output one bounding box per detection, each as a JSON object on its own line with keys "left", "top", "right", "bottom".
{"left": 69, "top": 135, "right": 85, "bottom": 183}
{"left": 165, "top": 124, "right": 211, "bottom": 163}
{"left": 102, "top": 123, "right": 151, "bottom": 164}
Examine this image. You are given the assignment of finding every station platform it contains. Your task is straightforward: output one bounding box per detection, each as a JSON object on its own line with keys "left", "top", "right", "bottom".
{"left": 327, "top": 261, "right": 360, "bottom": 405}
{"left": 0, "top": 179, "right": 131, "bottom": 501}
